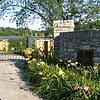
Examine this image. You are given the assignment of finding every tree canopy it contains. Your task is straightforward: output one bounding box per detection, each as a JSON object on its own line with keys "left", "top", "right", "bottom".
{"left": 0, "top": 0, "right": 100, "bottom": 30}
{"left": 0, "top": 27, "right": 45, "bottom": 36}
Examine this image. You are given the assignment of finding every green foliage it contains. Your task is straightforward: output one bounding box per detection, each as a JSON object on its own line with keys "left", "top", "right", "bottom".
{"left": 75, "top": 20, "right": 100, "bottom": 30}
{"left": 24, "top": 48, "right": 100, "bottom": 100}
{"left": 8, "top": 38, "right": 27, "bottom": 54}
{"left": 44, "top": 27, "right": 53, "bottom": 36}
{"left": 25, "top": 59, "right": 100, "bottom": 100}
{"left": 23, "top": 47, "right": 54, "bottom": 64}
{"left": 0, "top": 0, "right": 99, "bottom": 30}
{"left": 0, "top": 27, "right": 29, "bottom": 36}
{"left": 0, "top": 27, "right": 47, "bottom": 36}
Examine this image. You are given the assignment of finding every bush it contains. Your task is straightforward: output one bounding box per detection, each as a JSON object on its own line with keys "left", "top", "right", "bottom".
{"left": 24, "top": 48, "right": 100, "bottom": 100}
{"left": 23, "top": 47, "right": 55, "bottom": 64}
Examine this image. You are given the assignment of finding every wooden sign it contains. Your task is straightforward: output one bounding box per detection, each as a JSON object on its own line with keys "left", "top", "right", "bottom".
{"left": 53, "top": 20, "right": 74, "bottom": 37}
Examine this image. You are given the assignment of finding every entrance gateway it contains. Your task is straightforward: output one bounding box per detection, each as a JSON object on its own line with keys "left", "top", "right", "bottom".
{"left": 0, "top": 35, "right": 53, "bottom": 61}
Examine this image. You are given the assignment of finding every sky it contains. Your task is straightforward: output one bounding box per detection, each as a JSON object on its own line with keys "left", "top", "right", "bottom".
{"left": 0, "top": 16, "right": 43, "bottom": 30}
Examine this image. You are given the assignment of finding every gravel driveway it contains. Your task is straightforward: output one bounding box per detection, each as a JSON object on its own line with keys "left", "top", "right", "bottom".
{"left": 0, "top": 60, "right": 42, "bottom": 100}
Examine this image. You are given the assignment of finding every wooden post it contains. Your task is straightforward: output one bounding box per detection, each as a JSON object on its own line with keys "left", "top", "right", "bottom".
{"left": 44, "top": 41, "right": 48, "bottom": 59}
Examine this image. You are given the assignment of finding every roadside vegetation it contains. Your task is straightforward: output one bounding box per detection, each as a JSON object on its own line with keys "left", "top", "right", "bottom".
{"left": 23, "top": 48, "right": 100, "bottom": 100}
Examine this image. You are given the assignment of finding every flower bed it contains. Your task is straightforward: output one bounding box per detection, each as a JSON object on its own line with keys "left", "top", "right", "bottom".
{"left": 24, "top": 48, "right": 100, "bottom": 100}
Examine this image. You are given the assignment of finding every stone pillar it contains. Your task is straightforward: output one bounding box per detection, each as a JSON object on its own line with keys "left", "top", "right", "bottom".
{"left": 53, "top": 20, "right": 75, "bottom": 59}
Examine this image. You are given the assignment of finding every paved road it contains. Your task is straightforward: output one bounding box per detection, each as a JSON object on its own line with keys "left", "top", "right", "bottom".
{"left": 0, "top": 61, "right": 42, "bottom": 100}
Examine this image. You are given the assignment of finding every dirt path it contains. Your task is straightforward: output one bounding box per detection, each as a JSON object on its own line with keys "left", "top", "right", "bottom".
{"left": 0, "top": 61, "right": 42, "bottom": 100}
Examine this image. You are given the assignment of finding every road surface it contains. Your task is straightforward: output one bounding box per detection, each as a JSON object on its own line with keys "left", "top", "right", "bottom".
{"left": 0, "top": 60, "right": 42, "bottom": 100}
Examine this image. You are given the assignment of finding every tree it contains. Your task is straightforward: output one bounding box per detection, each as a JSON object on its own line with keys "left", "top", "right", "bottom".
{"left": 0, "top": 0, "right": 100, "bottom": 30}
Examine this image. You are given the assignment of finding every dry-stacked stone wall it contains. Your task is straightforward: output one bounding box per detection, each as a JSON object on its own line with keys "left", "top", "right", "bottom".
{"left": 54, "top": 29, "right": 100, "bottom": 63}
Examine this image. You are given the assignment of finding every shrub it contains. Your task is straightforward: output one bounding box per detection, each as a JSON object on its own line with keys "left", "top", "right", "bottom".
{"left": 24, "top": 48, "right": 100, "bottom": 100}
{"left": 23, "top": 47, "right": 54, "bottom": 64}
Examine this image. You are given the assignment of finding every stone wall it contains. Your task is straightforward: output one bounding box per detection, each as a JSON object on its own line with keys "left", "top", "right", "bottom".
{"left": 53, "top": 20, "right": 74, "bottom": 57}
{"left": 54, "top": 29, "right": 100, "bottom": 63}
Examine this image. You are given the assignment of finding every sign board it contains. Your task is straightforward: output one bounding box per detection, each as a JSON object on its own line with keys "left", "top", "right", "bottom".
{"left": 53, "top": 20, "right": 75, "bottom": 37}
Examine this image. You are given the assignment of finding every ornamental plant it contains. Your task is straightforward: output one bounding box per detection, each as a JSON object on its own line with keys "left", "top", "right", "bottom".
{"left": 24, "top": 48, "right": 100, "bottom": 100}
{"left": 24, "top": 47, "right": 54, "bottom": 64}
{"left": 23, "top": 48, "right": 33, "bottom": 59}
